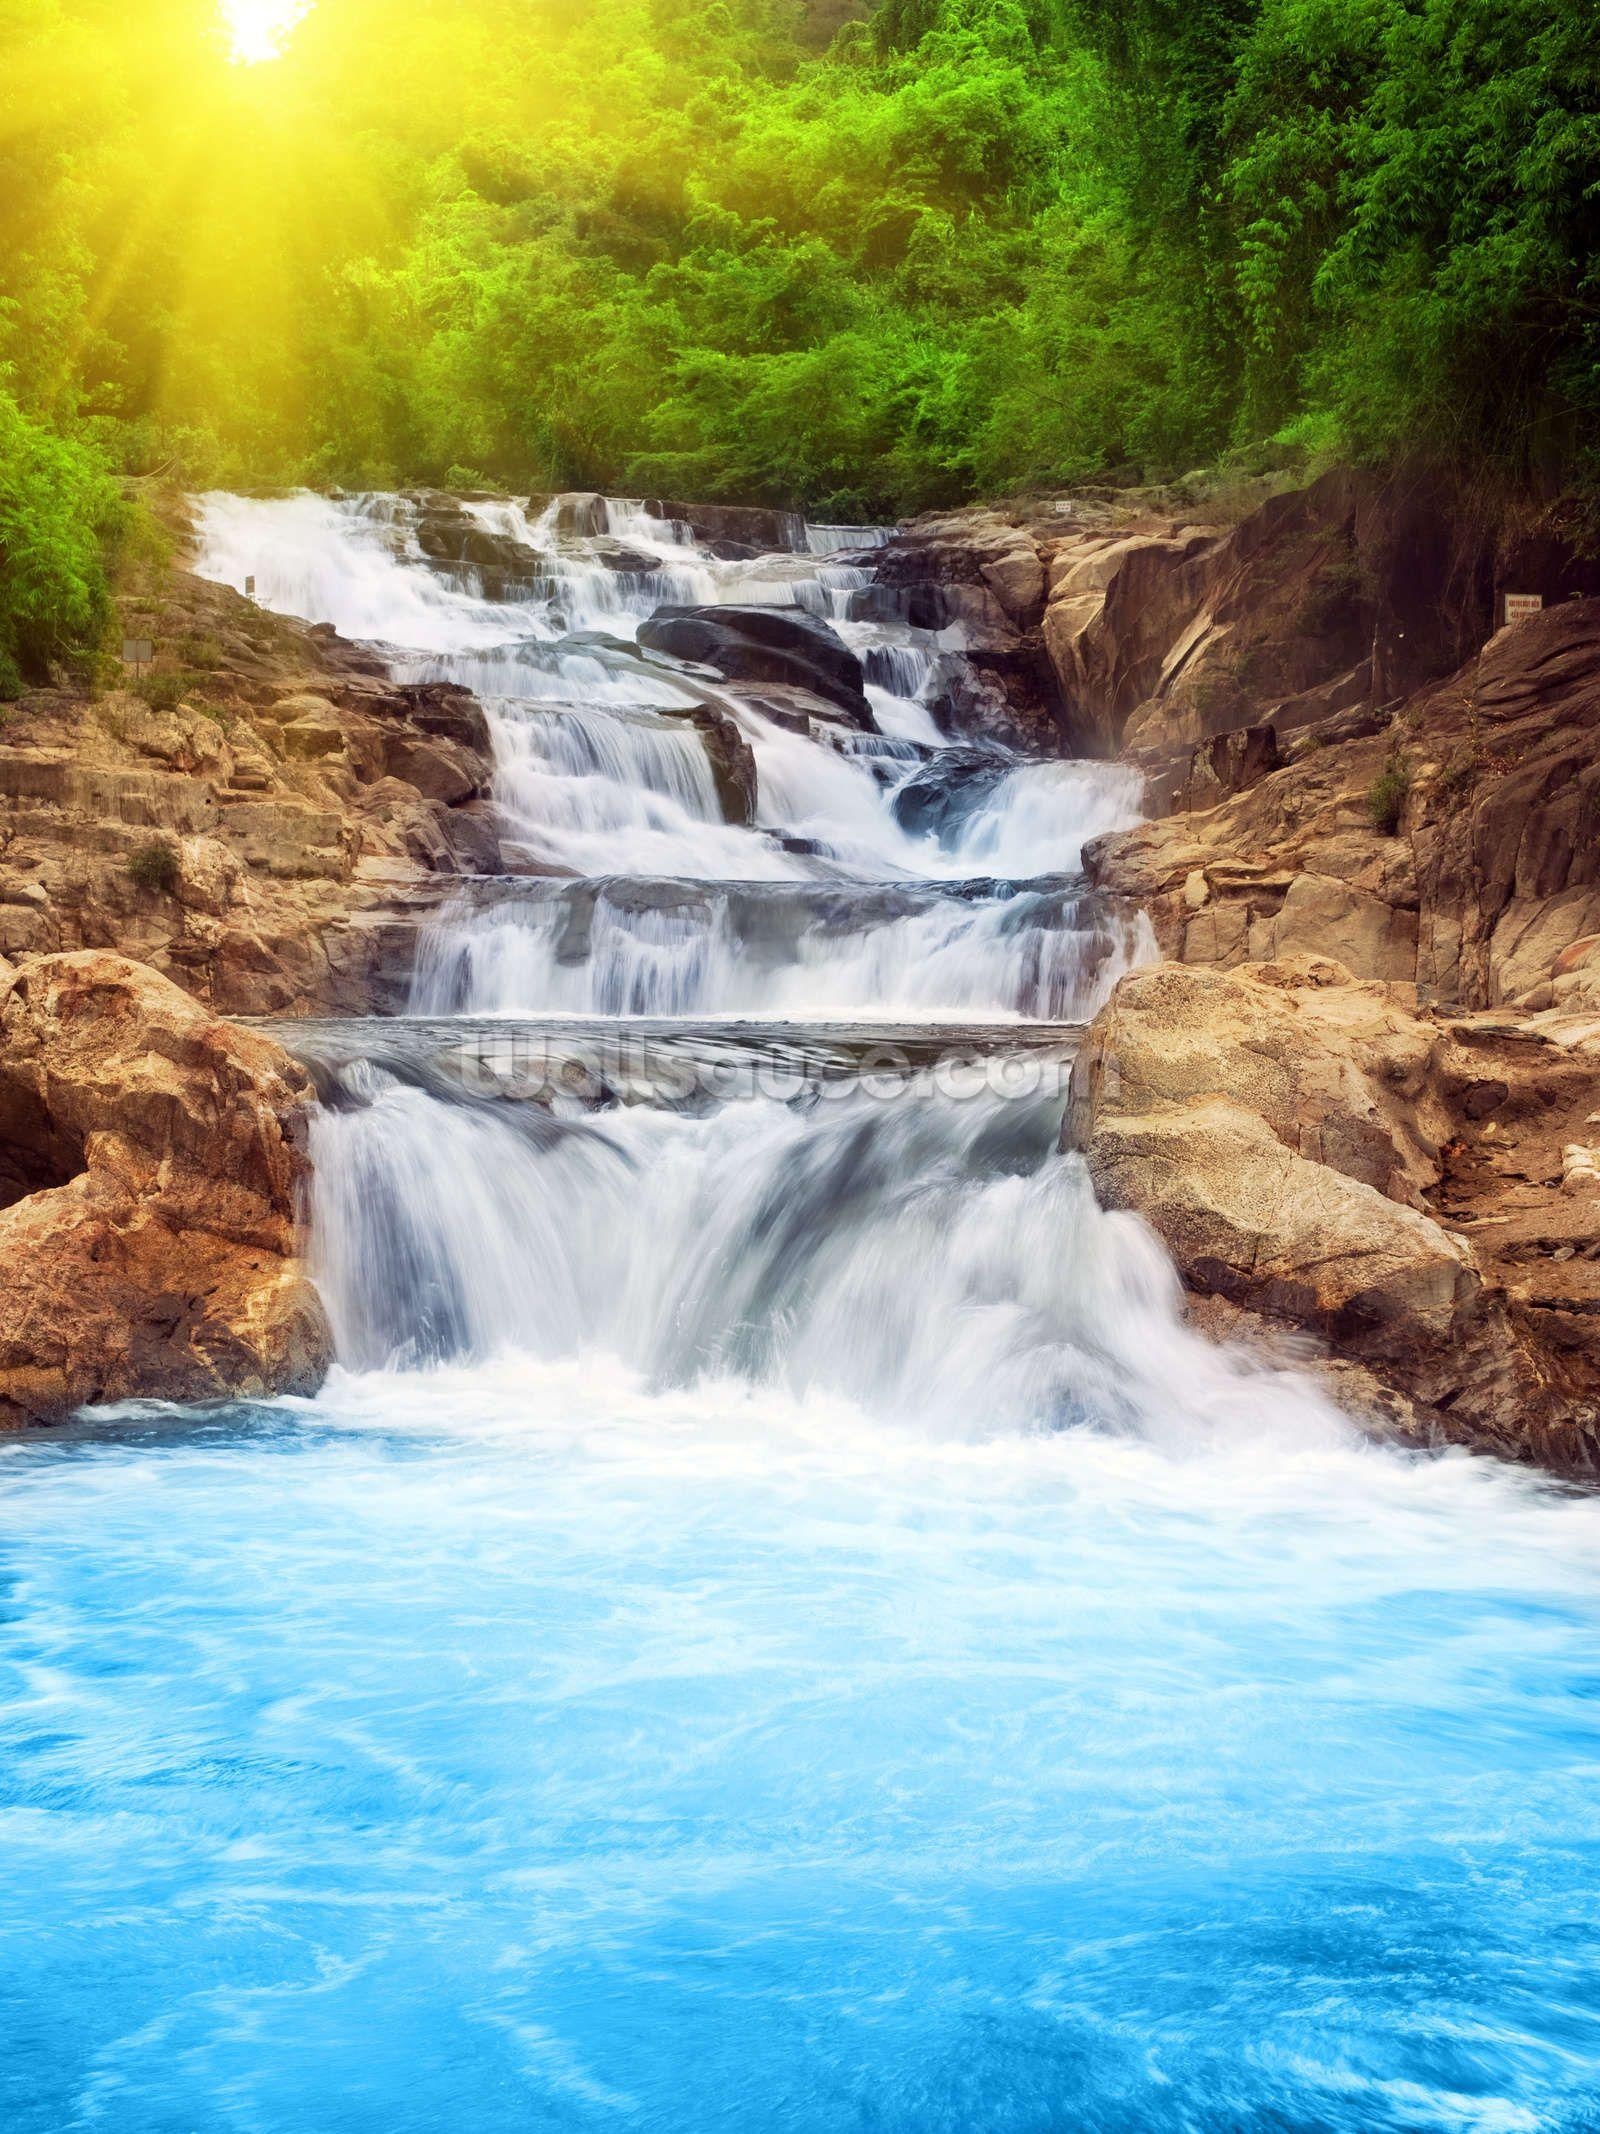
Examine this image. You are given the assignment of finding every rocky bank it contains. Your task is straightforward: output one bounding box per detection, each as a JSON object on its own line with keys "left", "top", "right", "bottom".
{"left": 882, "top": 470, "right": 1600, "bottom": 1470}
{"left": 0, "top": 503, "right": 513, "bottom": 1421}
{"left": 0, "top": 523, "right": 502, "bottom": 1020}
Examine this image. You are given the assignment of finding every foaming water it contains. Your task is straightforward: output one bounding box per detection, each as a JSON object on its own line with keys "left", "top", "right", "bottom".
{"left": 409, "top": 883, "right": 1155, "bottom": 1019}
{"left": 309, "top": 1075, "right": 1241, "bottom": 1430}
{"left": 196, "top": 491, "right": 537, "bottom": 652}
{"left": 191, "top": 491, "right": 1146, "bottom": 900}
{"left": 955, "top": 760, "right": 1147, "bottom": 875}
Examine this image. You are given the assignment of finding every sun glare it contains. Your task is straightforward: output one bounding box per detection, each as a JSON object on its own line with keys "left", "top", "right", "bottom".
{"left": 221, "top": 0, "right": 310, "bottom": 63}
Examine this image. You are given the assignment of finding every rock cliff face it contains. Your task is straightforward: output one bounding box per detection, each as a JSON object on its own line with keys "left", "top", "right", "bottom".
{"left": 1081, "top": 596, "right": 1600, "bottom": 1020}
{"left": 0, "top": 550, "right": 500, "bottom": 1018}
{"left": 0, "top": 951, "right": 330, "bottom": 1424}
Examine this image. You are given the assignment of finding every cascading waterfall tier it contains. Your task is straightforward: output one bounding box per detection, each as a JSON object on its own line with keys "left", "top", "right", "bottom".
{"left": 406, "top": 876, "right": 1151, "bottom": 1022}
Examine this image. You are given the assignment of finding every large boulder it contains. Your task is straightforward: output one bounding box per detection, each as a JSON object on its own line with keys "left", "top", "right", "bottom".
{"left": 0, "top": 952, "right": 330, "bottom": 1424}
{"left": 638, "top": 605, "right": 876, "bottom": 729}
{"left": 1065, "top": 956, "right": 1600, "bottom": 1469}
{"left": 1066, "top": 959, "right": 1492, "bottom": 1383}
{"left": 1075, "top": 1094, "right": 1477, "bottom": 1341}
{"left": 410, "top": 497, "right": 536, "bottom": 574}
{"left": 646, "top": 501, "right": 807, "bottom": 554}
{"left": 1068, "top": 958, "right": 1457, "bottom": 1213}
{"left": 891, "top": 749, "right": 1012, "bottom": 848}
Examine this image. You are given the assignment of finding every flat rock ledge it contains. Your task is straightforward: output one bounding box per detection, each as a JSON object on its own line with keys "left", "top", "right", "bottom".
{"left": 1067, "top": 957, "right": 1600, "bottom": 1476}
{"left": 0, "top": 950, "right": 330, "bottom": 1426}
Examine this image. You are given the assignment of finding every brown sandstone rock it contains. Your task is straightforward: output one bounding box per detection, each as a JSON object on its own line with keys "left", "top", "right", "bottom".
{"left": 280, "top": 711, "right": 348, "bottom": 760}
{"left": 873, "top": 510, "right": 1062, "bottom": 745}
{"left": 1085, "top": 596, "right": 1600, "bottom": 1015}
{"left": 1067, "top": 959, "right": 1600, "bottom": 1472}
{"left": 0, "top": 542, "right": 501, "bottom": 1015}
{"left": 0, "top": 951, "right": 331, "bottom": 1425}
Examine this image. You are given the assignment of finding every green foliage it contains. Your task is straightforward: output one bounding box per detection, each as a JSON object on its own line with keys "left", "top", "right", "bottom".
{"left": 126, "top": 839, "right": 180, "bottom": 894}
{"left": 1367, "top": 752, "right": 1412, "bottom": 834}
{"left": 0, "top": 0, "right": 1595, "bottom": 519}
{"left": 132, "top": 669, "right": 197, "bottom": 712}
{"left": 0, "top": 389, "right": 123, "bottom": 685}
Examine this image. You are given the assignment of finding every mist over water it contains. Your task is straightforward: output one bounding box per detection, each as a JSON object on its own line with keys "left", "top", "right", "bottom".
{"left": 2, "top": 492, "right": 1597, "bottom": 2132}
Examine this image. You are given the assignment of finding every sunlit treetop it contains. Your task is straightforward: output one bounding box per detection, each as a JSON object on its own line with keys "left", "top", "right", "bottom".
{"left": 220, "top": 0, "right": 312, "bottom": 63}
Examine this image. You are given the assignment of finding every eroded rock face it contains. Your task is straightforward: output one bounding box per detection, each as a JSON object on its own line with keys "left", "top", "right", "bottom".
{"left": 1036, "top": 469, "right": 1600, "bottom": 788}
{"left": 0, "top": 952, "right": 331, "bottom": 1426}
{"left": 874, "top": 510, "right": 1063, "bottom": 748}
{"left": 1085, "top": 597, "right": 1600, "bottom": 1019}
{"left": 1067, "top": 958, "right": 1600, "bottom": 1472}
{"left": 0, "top": 568, "right": 501, "bottom": 1017}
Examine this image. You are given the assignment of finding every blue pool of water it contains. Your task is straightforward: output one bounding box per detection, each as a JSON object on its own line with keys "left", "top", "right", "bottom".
{"left": 3, "top": 1360, "right": 1599, "bottom": 2133}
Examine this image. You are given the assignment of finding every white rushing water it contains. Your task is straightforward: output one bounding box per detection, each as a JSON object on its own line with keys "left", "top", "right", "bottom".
{"left": 407, "top": 882, "right": 1151, "bottom": 1021}
{"left": 193, "top": 489, "right": 1148, "bottom": 924}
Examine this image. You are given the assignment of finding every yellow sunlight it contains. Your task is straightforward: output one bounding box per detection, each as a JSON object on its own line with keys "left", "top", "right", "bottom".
{"left": 220, "top": 0, "right": 310, "bottom": 63}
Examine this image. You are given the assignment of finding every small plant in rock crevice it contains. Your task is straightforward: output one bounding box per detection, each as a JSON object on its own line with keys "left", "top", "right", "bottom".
{"left": 1435, "top": 744, "right": 1483, "bottom": 803}
{"left": 127, "top": 839, "right": 180, "bottom": 894}
{"left": 1367, "top": 753, "right": 1412, "bottom": 836}
{"left": 132, "top": 669, "right": 196, "bottom": 713}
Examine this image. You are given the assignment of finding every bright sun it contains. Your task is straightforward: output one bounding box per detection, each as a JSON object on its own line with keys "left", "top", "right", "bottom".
{"left": 220, "top": 0, "right": 310, "bottom": 63}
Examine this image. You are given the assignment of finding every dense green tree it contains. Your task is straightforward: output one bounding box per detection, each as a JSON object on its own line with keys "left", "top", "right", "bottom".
{"left": 0, "top": 0, "right": 1597, "bottom": 672}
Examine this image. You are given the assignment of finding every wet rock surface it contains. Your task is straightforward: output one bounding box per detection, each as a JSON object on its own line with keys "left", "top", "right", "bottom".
{"left": 890, "top": 749, "right": 1012, "bottom": 845}
{"left": 637, "top": 605, "right": 877, "bottom": 728}
{"left": 1069, "top": 955, "right": 1600, "bottom": 1474}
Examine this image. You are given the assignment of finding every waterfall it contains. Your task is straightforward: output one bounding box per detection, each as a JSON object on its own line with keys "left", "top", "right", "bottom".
{"left": 191, "top": 484, "right": 1175, "bottom": 1392}
{"left": 306, "top": 1061, "right": 1346, "bottom": 1449}
{"left": 406, "top": 881, "right": 1154, "bottom": 1021}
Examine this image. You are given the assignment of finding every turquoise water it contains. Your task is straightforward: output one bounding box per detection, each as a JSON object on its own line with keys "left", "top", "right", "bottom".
{"left": 4, "top": 1361, "right": 1599, "bottom": 2133}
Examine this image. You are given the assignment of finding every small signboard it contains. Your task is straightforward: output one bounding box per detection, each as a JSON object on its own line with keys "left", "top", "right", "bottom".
{"left": 121, "top": 639, "right": 154, "bottom": 670}
{"left": 1502, "top": 592, "right": 1544, "bottom": 629}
